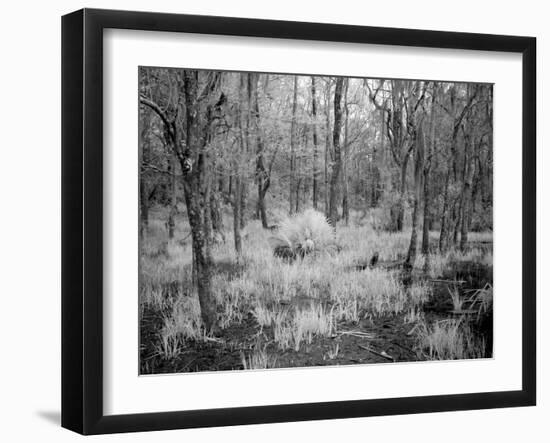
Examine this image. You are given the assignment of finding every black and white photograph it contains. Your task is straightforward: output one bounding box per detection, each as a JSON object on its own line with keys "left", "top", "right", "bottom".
{"left": 138, "top": 68, "right": 494, "bottom": 374}
{"left": 0, "top": 0, "right": 544, "bottom": 440}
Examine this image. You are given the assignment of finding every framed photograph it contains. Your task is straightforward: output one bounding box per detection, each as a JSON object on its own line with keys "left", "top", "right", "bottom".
{"left": 62, "top": 8, "right": 536, "bottom": 435}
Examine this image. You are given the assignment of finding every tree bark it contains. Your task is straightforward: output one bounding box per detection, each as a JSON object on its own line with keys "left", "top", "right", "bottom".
{"left": 139, "top": 113, "right": 151, "bottom": 238}
{"left": 439, "top": 172, "right": 450, "bottom": 252}
{"left": 395, "top": 152, "right": 410, "bottom": 231}
{"left": 311, "top": 77, "right": 320, "bottom": 210}
{"left": 324, "top": 81, "right": 332, "bottom": 216}
{"left": 328, "top": 78, "right": 344, "bottom": 227}
{"left": 233, "top": 74, "right": 249, "bottom": 255}
{"left": 392, "top": 81, "right": 407, "bottom": 232}
{"left": 422, "top": 84, "right": 437, "bottom": 273}
{"left": 342, "top": 80, "right": 350, "bottom": 226}
{"left": 295, "top": 154, "right": 301, "bottom": 213}
{"left": 460, "top": 122, "right": 476, "bottom": 250}
{"left": 405, "top": 123, "right": 425, "bottom": 269}
{"left": 371, "top": 107, "right": 384, "bottom": 207}
{"left": 258, "top": 185, "right": 268, "bottom": 228}
{"left": 180, "top": 70, "right": 220, "bottom": 331}
{"left": 289, "top": 76, "right": 298, "bottom": 214}
{"left": 439, "top": 84, "right": 477, "bottom": 252}
{"left": 239, "top": 74, "right": 252, "bottom": 230}
{"left": 421, "top": 168, "right": 431, "bottom": 272}
{"left": 167, "top": 153, "right": 177, "bottom": 239}
{"left": 250, "top": 73, "right": 270, "bottom": 228}
{"left": 239, "top": 183, "right": 247, "bottom": 230}
{"left": 233, "top": 176, "right": 242, "bottom": 257}
{"left": 210, "top": 191, "right": 224, "bottom": 243}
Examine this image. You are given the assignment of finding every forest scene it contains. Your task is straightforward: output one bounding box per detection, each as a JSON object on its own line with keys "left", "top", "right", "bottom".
{"left": 138, "top": 67, "right": 493, "bottom": 374}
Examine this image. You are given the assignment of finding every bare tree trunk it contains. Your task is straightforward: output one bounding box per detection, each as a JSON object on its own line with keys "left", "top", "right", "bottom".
{"left": 328, "top": 78, "right": 344, "bottom": 227}
{"left": 393, "top": 81, "right": 407, "bottom": 232}
{"left": 452, "top": 201, "right": 461, "bottom": 247}
{"left": 289, "top": 76, "right": 298, "bottom": 214}
{"left": 324, "top": 81, "right": 332, "bottom": 216}
{"left": 405, "top": 123, "right": 425, "bottom": 269}
{"left": 238, "top": 74, "right": 251, "bottom": 230}
{"left": 439, "top": 171, "right": 450, "bottom": 252}
{"left": 396, "top": 153, "right": 410, "bottom": 231}
{"left": 167, "top": 153, "right": 177, "bottom": 239}
{"left": 371, "top": 108, "right": 383, "bottom": 207}
{"left": 258, "top": 185, "right": 268, "bottom": 228}
{"left": 186, "top": 193, "right": 216, "bottom": 321}
{"left": 241, "top": 74, "right": 255, "bottom": 230}
{"left": 421, "top": 169, "right": 431, "bottom": 272}
{"left": 342, "top": 80, "right": 350, "bottom": 226}
{"left": 139, "top": 115, "right": 150, "bottom": 239}
{"left": 251, "top": 73, "right": 270, "bottom": 228}
{"left": 460, "top": 133, "right": 475, "bottom": 251}
{"left": 311, "top": 77, "right": 320, "bottom": 210}
{"left": 341, "top": 191, "right": 349, "bottom": 225}
{"left": 210, "top": 191, "right": 224, "bottom": 243}
{"left": 239, "top": 183, "right": 247, "bottom": 230}
{"left": 370, "top": 144, "right": 377, "bottom": 208}
{"left": 139, "top": 172, "right": 149, "bottom": 239}
{"left": 233, "top": 176, "right": 242, "bottom": 257}
{"left": 295, "top": 155, "right": 301, "bottom": 213}
{"left": 140, "top": 70, "right": 222, "bottom": 331}
{"left": 422, "top": 85, "right": 436, "bottom": 273}
{"left": 439, "top": 84, "right": 477, "bottom": 252}
{"left": 181, "top": 71, "right": 220, "bottom": 331}
{"left": 233, "top": 74, "right": 249, "bottom": 255}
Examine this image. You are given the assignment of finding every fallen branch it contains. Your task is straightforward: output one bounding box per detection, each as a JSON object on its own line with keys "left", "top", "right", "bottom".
{"left": 429, "top": 279, "right": 466, "bottom": 284}
{"left": 202, "top": 336, "right": 225, "bottom": 344}
{"left": 391, "top": 341, "right": 417, "bottom": 356}
{"left": 358, "top": 344, "right": 394, "bottom": 361}
{"left": 336, "top": 330, "right": 376, "bottom": 339}
{"left": 407, "top": 324, "right": 421, "bottom": 336}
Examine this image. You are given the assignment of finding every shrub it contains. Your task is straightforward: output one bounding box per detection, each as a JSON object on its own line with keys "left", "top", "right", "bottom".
{"left": 268, "top": 209, "right": 335, "bottom": 259}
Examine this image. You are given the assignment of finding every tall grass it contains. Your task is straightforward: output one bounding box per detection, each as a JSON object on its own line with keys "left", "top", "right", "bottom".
{"left": 241, "top": 344, "right": 278, "bottom": 370}
{"left": 416, "top": 318, "right": 486, "bottom": 360}
{"left": 140, "top": 207, "right": 492, "bottom": 366}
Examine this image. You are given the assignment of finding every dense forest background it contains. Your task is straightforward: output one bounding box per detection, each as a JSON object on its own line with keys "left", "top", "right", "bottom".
{"left": 139, "top": 68, "right": 493, "bottom": 333}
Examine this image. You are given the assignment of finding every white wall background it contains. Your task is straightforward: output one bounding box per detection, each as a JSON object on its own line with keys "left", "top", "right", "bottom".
{"left": 0, "top": 0, "right": 546, "bottom": 441}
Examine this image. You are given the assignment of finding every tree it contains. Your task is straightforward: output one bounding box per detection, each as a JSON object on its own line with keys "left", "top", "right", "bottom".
{"left": 328, "top": 77, "right": 344, "bottom": 227}
{"left": 289, "top": 76, "right": 298, "bottom": 214}
{"left": 233, "top": 73, "right": 250, "bottom": 257}
{"left": 139, "top": 68, "right": 494, "bottom": 328}
{"left": 438, "top": 84, "right": 478, "bottom": 252}
{"left": 140, "top": 69, "right": 224, "bottom": 331}
{"left": 341, "top": 79, "right": 350, "bottom": 226}
{"left": 324, "top": 79, "right": 332, "bottom": 215}
{"left": 167, "top": 153, "right": 177, "bottom": 239}
{"left": 422, "top": 83, "right": 438, "bottom": 272}
{"left": 139, "top": 109, "right": 151, "bottom": 238}
{"left": 405, "top": 120, "right": 425, "bottom": 269}
{"left": 251, "top": 73, "right": 270, "bottom": 228}
{"left": 367, "top": 80, "right": 412, "bottom": 231}
{"left": 311, "top": 76, "right": 320, "bottom": 210}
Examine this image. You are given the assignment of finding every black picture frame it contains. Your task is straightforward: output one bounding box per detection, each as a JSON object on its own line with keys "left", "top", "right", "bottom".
{"left": 61, "top": 8, "right": 536, "bottom": 435}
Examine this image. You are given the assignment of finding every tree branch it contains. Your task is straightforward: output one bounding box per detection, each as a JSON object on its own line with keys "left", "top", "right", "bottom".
{"left": 139, "top": 96, "right": 172, "bottom": 133}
